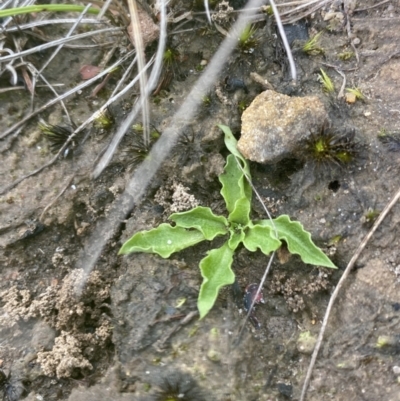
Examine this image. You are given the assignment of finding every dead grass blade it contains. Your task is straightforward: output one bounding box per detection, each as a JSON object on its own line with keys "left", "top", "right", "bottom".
{"left": 0, "top": 27, "right": 123, "bottom": 63}
{"left": 92, "top": 0, "right": 168, "bottom": 178}
{"left": 270, "top": 0, "right": 297, "bottom": 82}
{"left": 127, "top": 0, "right": 151, "bottom": 147}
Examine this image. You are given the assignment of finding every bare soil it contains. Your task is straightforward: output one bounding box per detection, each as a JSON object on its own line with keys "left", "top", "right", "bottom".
{"left": 1, "top": 1, "right": 400, "bottom": 401}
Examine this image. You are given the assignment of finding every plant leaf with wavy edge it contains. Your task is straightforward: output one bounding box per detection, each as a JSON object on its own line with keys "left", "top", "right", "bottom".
{"left": 219, "top": 154, "right": 251, "bottom": 225}
{"left": 258, "top": 215, "right": 336, "bottom": 268}
{"left": 119, "top": 223, "right": 206, "bottom": 258}
{"left": 243, "top": 224, "right": 282, "bottom": 255}
{"left": 170, "top": 206, "right": 228, "bottom": 240}
{"left": 198, "top": 242, "right": 235, "bottom": 319}
{"left": 218, "top": 124, "right": 251, "bottom": 177}
{"left": 228, "top": 228, "right": 245, "bottom": 250}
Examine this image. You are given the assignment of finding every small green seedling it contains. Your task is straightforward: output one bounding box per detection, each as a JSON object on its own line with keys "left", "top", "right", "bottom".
{"left": 0, "top": 4, "right": 99, "bottom": 18}
{"left": 338, "top": 51, "right": 354, "bottom": 61}
{"left": 346, "top": 87, "right": 365, "bottom": 101}
{"left": 119, "top": 126, "right": 336, "bottom": 318}
{"left": 318, "top": 68, "right": 335, "bottom": 93}
{"left": 238, "top": 25, "right": 258, "bottom": 53}
{"left": 93, "top": 108, "right": 114, "bottom": 130}
{"left": 302, "top": 32, "right": 324, "bottom": 56}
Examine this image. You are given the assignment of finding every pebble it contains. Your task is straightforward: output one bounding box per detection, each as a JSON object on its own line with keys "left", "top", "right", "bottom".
{"left": 393, "top": 366, "right": 400, "bottom": 375}
{"left": 238, "top": 90, "right": 328, "bottom": 164}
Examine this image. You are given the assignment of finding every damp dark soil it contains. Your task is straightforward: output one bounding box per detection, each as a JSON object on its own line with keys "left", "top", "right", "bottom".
{"left": 1, "top": 1, "right": 400, "bottom": 401}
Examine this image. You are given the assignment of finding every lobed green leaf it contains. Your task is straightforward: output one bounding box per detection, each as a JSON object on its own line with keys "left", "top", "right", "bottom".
{"left": 243, "top": 224, "right": 282, "bottom": 255}
{"left": 198, "top": 242, "right": 235, "bottom": 319}
{"left": 170, "top": 206, "right": 228, "bottom": 240}
{"left": 119, "top": 223, "right": 206, "bottom": 258}
{"left": 258, "top": 215, "right": 336, "bottom": 268}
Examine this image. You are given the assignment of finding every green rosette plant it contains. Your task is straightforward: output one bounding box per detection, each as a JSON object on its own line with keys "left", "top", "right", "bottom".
{"left": 119, "top": 125, "right": 336, "bottom": 318}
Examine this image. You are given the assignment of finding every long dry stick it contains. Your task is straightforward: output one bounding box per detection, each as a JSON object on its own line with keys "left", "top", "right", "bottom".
{"left": 0, "top": 27, "right": 123, "bottom": 63}
{"left": 299, "top": 185, "right": 400, "bottom": 401}
{"left": 127, "top": 0, "right": 150, "bottom": 146}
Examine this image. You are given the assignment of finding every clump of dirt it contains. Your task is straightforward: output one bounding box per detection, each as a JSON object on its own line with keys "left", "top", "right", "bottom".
{"left": 154, "top": 179, "right": 200, "bottom": 214}
{"left": 269, "top": 268, "right": 331, "bottom": 313}
{"left": 0, "top": 269, "right": 112, "bottom": 378}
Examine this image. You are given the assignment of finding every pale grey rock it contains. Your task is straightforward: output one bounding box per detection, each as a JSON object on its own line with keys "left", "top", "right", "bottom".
{"left": 238, "top": 90, "right": 328, "bottom": 164}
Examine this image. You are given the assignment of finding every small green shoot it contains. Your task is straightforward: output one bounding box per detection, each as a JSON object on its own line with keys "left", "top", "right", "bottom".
{"left": 202, "top": 95, "right": 211, "bottom": 107}
{"left": 0, "top": 4, "right": 100, "bottom": 18}
{"left": 362, "top": 208, "right": 380, "bottom": 227}
{"left": 119, "top": 126, "right": 336, "bottom": 319}
{"left": 338, "top": 51, "right": 354, "bottom": 61}
{"left": 346, "top": 87, "right": 365, "bottom": 101}
{"left": 302, "top": 32, "right": 324, "bottom": 55}
{"left": 238, "top": 25, "right": 258, "bottom": 53}
{"left": 304, "top": 124, "right": 358, "bottom": 167}
{"left": 318, "top": 68, "right": 335, "bottom": 93}
{"left": 93, "top": 108, "right": 114, "bottom": 130}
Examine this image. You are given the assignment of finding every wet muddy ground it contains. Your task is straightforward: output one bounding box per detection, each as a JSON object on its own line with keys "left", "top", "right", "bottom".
{"left": 1, "top": 1, "right": 400, "bottom": 400}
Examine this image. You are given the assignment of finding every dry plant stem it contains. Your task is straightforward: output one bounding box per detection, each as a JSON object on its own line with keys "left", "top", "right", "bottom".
{"left": 343, "top": 0, "right": 359, "bottom": 64}
{"left": 76, "top": 0, "right": 267, "bottom": 293}
{"left": 299, "top": 185, "right": 400, "bottom": 401}
{"left": 25, "top": 61, "right": 72, "bottom": 124}
{"left": 92, "top": 0, "right": 168, "bottom": 178}
{"left": 269, "top": 0, "right": 297, "bottom": 82}
{"left": 0, "top": 27, "right": 123, "bottom": 63}
{"left": 280, "top": 0, "right": 333, "bottom": 24}
{"left": 0, "top": 50, "right": 135, "bottom": 141}
{"left": 110, "top": 55, "right": 138, "bottom": 97}
{"left": 279, "top": 0, "right": 331, "bottom": 16}
{"left": 127, "top": 0, "right": 150, "bottom": 147}
{"left": 354, "top": 0, "right": 390, "bottom": 12}
{"left": 0, "top": 83, "right": 64, "bottom": 94}
{"left": 97, "top": 0, "right": 114, "bottom": 19}
{"left": 204, "top": 0, "right": 212, "bottom": 24}
{"left": 276, "top": 0, "right": 319, "bottom": 6}
{"left": 39, "top": 3, "right": 93, "bottom": 74}
{"left": 39, "top": 175, "right": 75, "bottom": 222}
{"left": 236, "top": 252, "right": 275, "bottom": 342}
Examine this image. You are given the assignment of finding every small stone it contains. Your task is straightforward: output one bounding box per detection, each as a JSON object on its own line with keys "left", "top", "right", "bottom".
{"left": 352, "top": 37, "right": 361, "bottom": 46}
{"left": 238, "top": 90, "right": 328, "bottom": 164}
{"left": 345, "top": 92, "right": 357, "bottom": 104}
{"left": 393, "top": 366, "right": 400, "bottom": 375}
